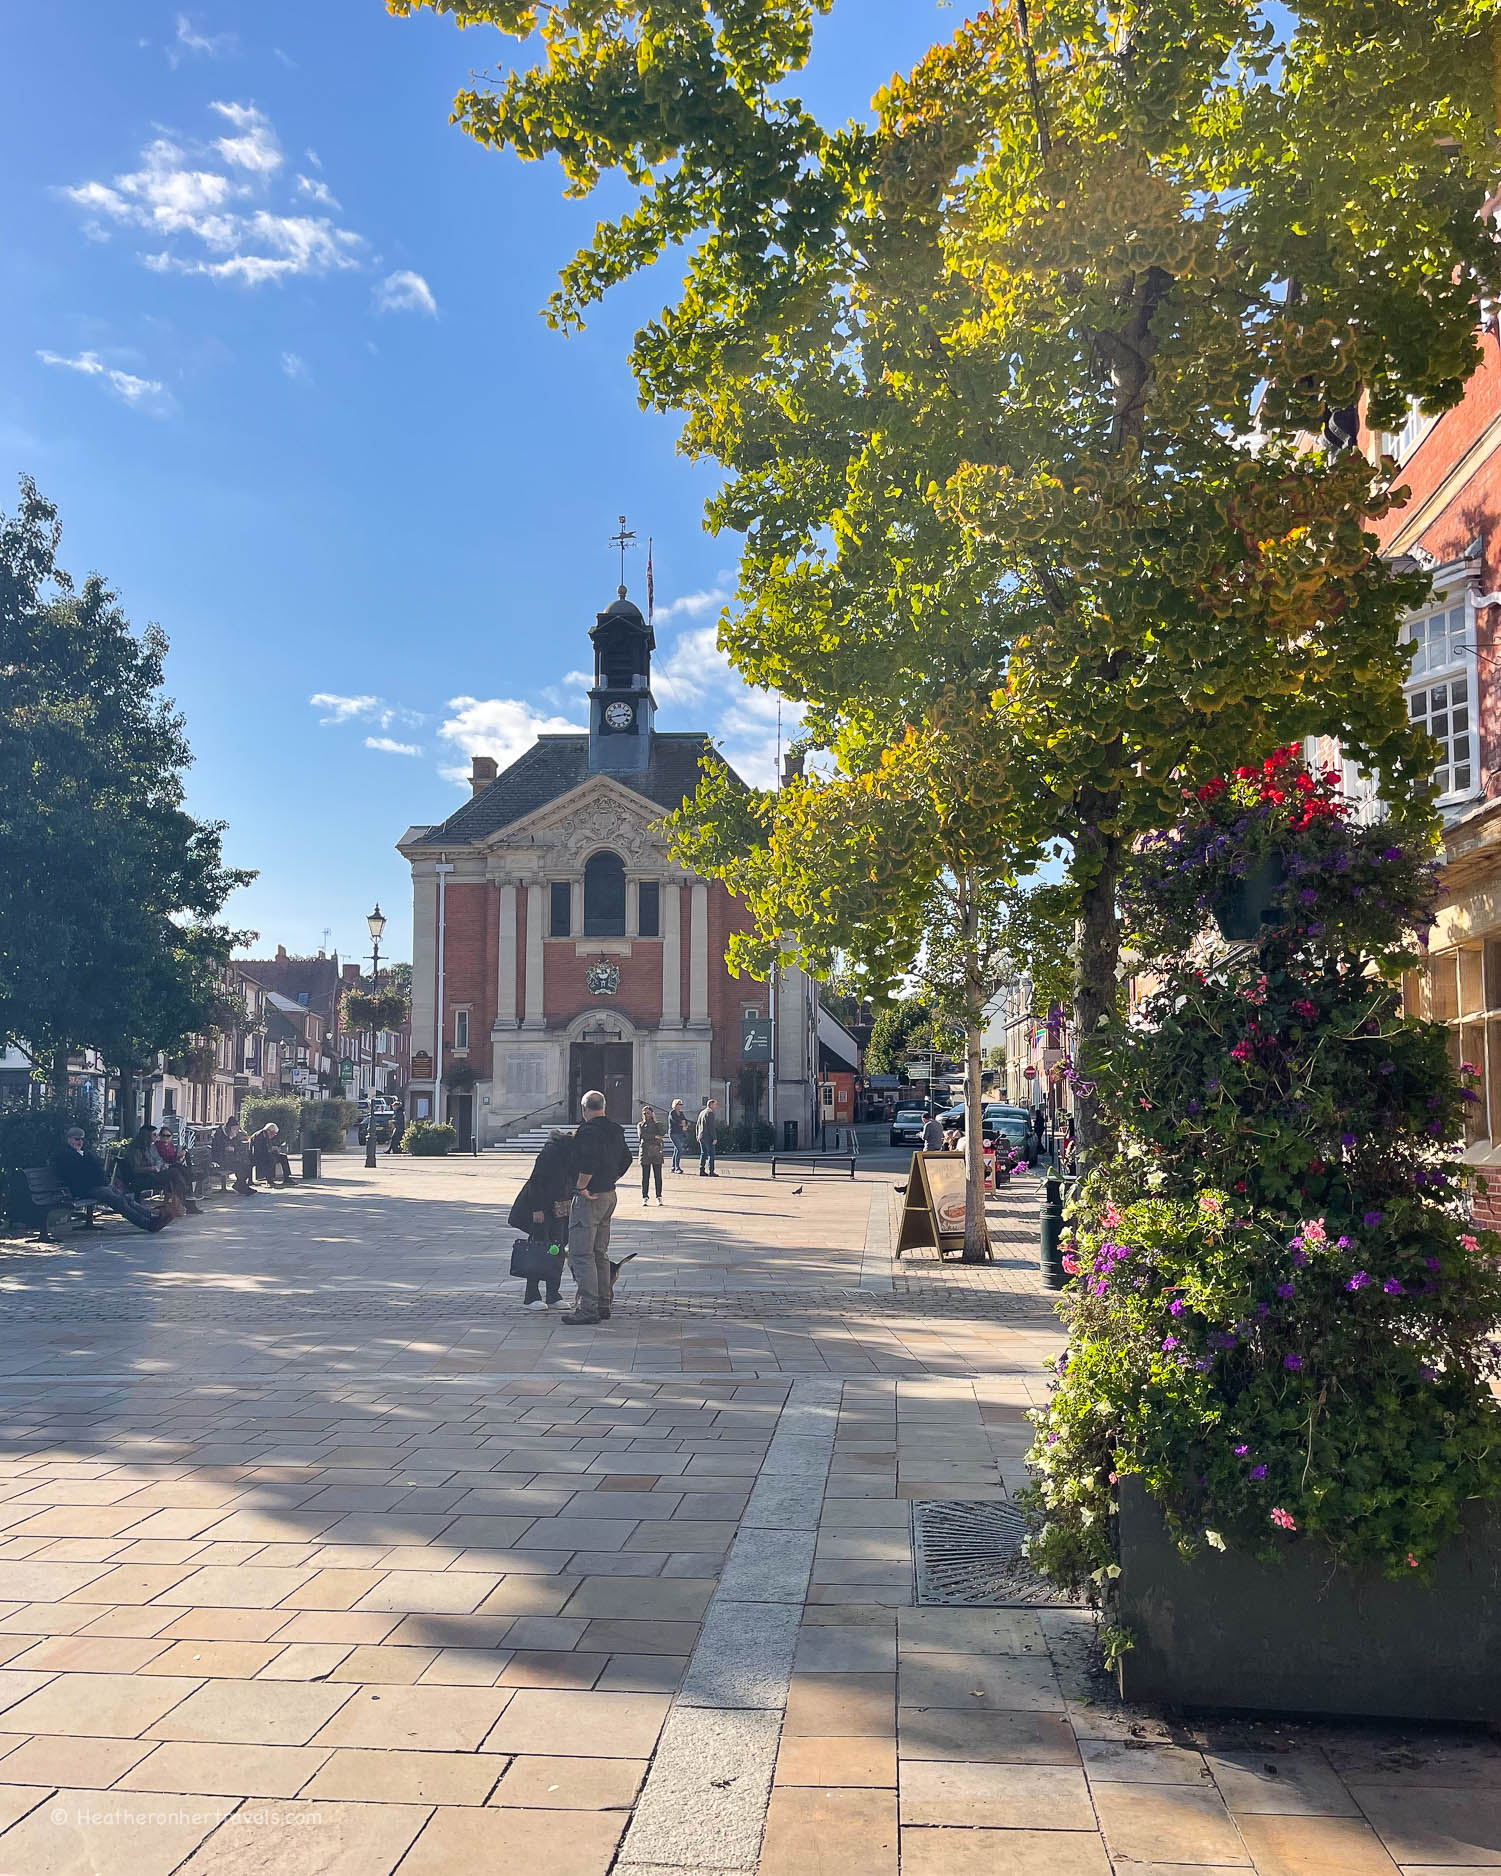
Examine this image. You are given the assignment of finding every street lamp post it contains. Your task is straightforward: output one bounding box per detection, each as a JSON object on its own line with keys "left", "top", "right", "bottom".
{"left": 364, "top": 903, "right": 386, "bottom": 1170}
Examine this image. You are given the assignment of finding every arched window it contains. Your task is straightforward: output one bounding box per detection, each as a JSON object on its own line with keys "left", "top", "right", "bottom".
{"left": 583, "top": 851, "right": 627, "bottom": 937}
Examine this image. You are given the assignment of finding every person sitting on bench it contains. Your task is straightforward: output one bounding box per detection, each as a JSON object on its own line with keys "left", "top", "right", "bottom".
{"left": 211, "top": 1119, "right": 256, "bottom": 1195}
{"left": 248, "top": 1121, "right": 293, "bottom": 1187}
{"left": 51, "top": 1127, "right": 167, "bottom": 1233}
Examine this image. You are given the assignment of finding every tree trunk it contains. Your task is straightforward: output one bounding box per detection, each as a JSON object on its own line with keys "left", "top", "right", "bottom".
{"left": 1072, "top": 818, "right": 1122, "bottom": 1163}
{"left": 959, "top": 874, "right": 992, "bottom": 1264}
{"left": 49, "top": 1048, "right": 70, "bottom": 1106}
{"left": 116, "top": 1067, "right": 139, "bottom": 1137}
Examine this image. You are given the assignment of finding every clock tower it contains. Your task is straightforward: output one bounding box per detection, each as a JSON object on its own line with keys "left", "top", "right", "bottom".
{"left": 587, "top": 586, "right": 656, "bottom": 775}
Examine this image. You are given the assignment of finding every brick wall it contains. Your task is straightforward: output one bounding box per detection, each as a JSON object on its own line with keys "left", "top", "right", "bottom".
{"left": 438, "top": 883, "right": 496, "bottom": 1052}
{"left": 1371, "top": 336, "right": 1501, "bottom": 800}
{"left": 709, "top": 881, "right": 768, "bottom": 1082}
{"left": 544, "top": 941, "right": 665, "bottom": 1029}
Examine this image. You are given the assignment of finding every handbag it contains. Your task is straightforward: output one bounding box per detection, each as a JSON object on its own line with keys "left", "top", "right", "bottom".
{"left": 510, "top": 1236, "right": 565, "bottom": 1281}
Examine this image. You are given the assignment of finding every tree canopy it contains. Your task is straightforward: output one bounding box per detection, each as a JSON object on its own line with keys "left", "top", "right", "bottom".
{"left": 0, "top": 478, "right": 252, "bottom": 1082}
{"left": 398, "top": 0, "right": 1501, "bottom": 1137}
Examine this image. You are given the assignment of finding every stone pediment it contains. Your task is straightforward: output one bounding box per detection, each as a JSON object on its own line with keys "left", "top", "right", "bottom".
{"left": 482, "top": 775, "right": 675, "bottom": 870}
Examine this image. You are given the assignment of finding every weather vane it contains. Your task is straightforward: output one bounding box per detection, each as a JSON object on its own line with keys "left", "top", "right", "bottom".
{"left": 609, "top": 514, "right": 637, "bottom": 594}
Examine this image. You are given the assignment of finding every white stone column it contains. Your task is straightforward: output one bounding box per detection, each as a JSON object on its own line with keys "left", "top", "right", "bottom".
{"left": 689, "top": 881, "right": 709, "bottom": 1027}
{"left": 662, "top": 882, "right": 682, "bottom": 1028}
{"left": 627, "top": 878, "right": 639, "bottom": 937}
{"left": 571, "top": 878, "right": 584, "bottom": 939}
{"left": 496, "top": 882, "right": 517, "bottom": 1028}
{"left": 524, "top": 882, "right": 546, "bottom": 1029}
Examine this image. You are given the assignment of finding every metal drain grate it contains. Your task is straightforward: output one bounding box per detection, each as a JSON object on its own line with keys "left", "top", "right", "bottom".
{"left": 913, "top": 1499, "right": 1086, "bottom": 1607}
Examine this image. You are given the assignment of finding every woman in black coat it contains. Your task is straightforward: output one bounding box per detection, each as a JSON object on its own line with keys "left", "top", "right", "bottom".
{"left": 507, "top": 1129, "right": 576, "bottom": 1307}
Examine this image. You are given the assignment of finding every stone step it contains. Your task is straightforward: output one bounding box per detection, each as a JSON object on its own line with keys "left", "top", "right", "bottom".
{"left": 491, "top": 1126, "right": 642, "bottom": 1153}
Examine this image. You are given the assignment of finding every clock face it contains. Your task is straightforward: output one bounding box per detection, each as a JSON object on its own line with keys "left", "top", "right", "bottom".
{"left": 604, "top": 700, "right": 635, "bottom": 730}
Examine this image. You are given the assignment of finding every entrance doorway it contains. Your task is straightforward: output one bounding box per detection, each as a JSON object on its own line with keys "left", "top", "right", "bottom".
{"left": 568, "top": 1041, "right": 633, "bottom": 1121}
{"left": 447, "top": 1091, "right": 474, "bottom": 1151}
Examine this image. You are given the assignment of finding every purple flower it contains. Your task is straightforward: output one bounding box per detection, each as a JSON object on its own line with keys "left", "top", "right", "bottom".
{"left": 1425, "top": 1257, "right": 1441, "bottom": 1270}
{"left": 1292, "top": 1248, "right": 1310, "bottom": 1268}
{"left": 1346, "top": 1271, "right": 1371, "bottom": 1292}
{"left": 1383, "top": 1278, "right": 1404, "bottom": 1295}
{"left": 1209, "top": 1331, "right": 1238, "bottom": 1349}
{"left": 1169, "top": 1299, "right": 1186, "bottom": 1316}
{"left": 1162, "top": 1336, "right": 1180, "bottom": 1351}
{"left": 1340, "top": 1132, "right": 1357, "bottom": 1147}
{"left": 1284, "top": 1353, "right": 1303, "bottom": 1371}
{"left": 1336, "top": 1235, "right": 1353, "bottom": 1249}
{"left": 1234, "top": 1443, "right": 1249, "bottom": 1455}
{"left": 1363, "top": 1211, "right": 1383, "bottom": 1227}
{"left": 1276, "top": 1281, "right": 1296, "bottom": 1299}
{"left": 1194, "top": 1358, "right": 1213, "bottom": 1372}
{"left": 1419, "top": 1363, "right": 1437, "bottom": 1381}
{"left": 1250, "top": 1464, "right": 1268, "bottom": 1480}
{"left": 1288, "top": 1235, "right": 1305, "bottom": 1251}
{"left": 1379, "top": 1061, "right": 1396, "bottom": 1075}
{"left": 1382, "top": 846, "right": 1403, "bottom": 861}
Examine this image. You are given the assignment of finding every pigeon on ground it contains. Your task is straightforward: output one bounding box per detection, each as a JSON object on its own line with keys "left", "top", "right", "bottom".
{"left": 790, "top": 1185, "right": 804, "bottom": 1195}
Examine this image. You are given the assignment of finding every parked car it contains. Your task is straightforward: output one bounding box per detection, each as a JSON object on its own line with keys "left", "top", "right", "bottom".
{"left": 889, "top": 1107, "right": 928, "bottom": 1148}
{"left": 983, "top": 1104, "right": 1037, "bottom": 1166}
{"left": 357, "top": 1102, "right": 396, "bottom": 1147}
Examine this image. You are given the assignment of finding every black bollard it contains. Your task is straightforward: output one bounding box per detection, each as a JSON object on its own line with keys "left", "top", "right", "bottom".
{"left": 1039, "top": 1175, "right": 1068, "bottom": 1290}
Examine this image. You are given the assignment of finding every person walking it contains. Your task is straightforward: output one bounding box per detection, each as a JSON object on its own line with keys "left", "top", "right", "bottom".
{"left": 695, "top": 1097, "right": 720, "bottom": 1176}
{"left": 51, "top": 1126, "right": 167, "bottom": 1233}
{"left": 387, "top": 1099, "right": 405, "bottom": 1154}
{"left": 921, "top": 1111, "right": 946, "bottom": 1153}
{"left": 638, "top": 1103, "right": 666, "bottom": 1205}
{"left": 668, "top": 1098, "right": 688, "bottom": 1174}
{"left": 507, "top": 1128, "right": 575, "bottom": 1308}
{"left": 561, "top": 1090, "right": 633, "bottom": 1326}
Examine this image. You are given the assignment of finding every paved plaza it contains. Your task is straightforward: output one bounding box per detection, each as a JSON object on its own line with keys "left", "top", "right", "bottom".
{"left": 0, "top": 1156, "right": 1492, "bottom": 1874}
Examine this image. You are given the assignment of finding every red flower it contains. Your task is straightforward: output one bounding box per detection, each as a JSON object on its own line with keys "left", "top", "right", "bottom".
{"left": 1197, "top": 777, "right": 1227, "bottom": 802}
{"left": 1235, "top": 766, "right": 1257, "bottom": 780}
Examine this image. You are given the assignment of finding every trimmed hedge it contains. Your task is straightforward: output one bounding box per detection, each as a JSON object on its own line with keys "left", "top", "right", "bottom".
{"left": 301, "top": 1098, "right": 359, "bottom": 1152}
{"left": 240, "top": 1095, "right": 302, "bottom": 1143}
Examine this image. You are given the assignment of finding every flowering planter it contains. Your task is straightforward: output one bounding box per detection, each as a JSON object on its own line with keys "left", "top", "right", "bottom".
{"left": 1114, "top": 1478, "right": 1501, "bottom": 1721}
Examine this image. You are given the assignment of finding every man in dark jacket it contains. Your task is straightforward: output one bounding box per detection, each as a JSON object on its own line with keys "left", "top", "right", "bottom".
{"left": 210, "top": 1119, "right": 255, "bottom": 1195}
{"left": 562, "top": 1090, "right": 633, "bottom": 1325}
{"left": 695, "top": 1097, "right": 720, "bottom": 1176}
{"left": 507, "top": 1129, "right": 575, "bottom": 1307}
{"left": 51, "top": 1127, "right": 164, "bottom": 1232}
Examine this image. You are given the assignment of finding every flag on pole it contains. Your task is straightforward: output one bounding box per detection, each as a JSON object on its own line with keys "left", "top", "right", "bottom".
{"left": 646, "top": 537, "right": 655, "bottom": 626}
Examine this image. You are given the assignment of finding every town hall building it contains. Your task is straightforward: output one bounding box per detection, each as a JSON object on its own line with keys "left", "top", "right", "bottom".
{"left": 397, "top": 582, "right": 821, "bottom": 1149}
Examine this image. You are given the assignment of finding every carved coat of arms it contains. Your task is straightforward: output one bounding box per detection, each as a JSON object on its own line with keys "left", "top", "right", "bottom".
{"left": 586, "top": 959, "right": 621, "bottom": 996}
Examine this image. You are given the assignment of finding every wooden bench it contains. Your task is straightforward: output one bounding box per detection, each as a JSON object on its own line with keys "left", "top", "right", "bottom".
{"left": 184, "top": 1126, "right": 230, "bottom": 1195}
{"left": 6, "top": 1168, "right": 104, "bottom": 1242}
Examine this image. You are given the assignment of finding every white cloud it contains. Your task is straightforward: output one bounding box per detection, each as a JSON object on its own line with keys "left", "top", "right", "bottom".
{"left": 653, "top": 584, "right": 730, "bottom": 624}
{"left": 374, "top": 269, "right": 437, "bottom": 316}
{"left": 60, "top": 109, "right": 364, "bottom": 288}
{"left": 280, "top": 350, "right": 308, "bottom": 380}
{"left": 295, "top": 173, "right": 340, "bottom": 210}
{"left": 562, "top": 669, "right": 592, "bottom": 690}
{"left": 365, "top": 736, "right": 423, "bottom": 757}
{"left": 310, "top": 693, "right": 423, "bottom": 731}
{"left": 210, "top": 101, "right": 282, "bottom": 175}
{"left": 438, "top": 696, "right": 582, "bottom": 785}
{"left": 651, "top": 621, "right": 794, "bottom": 788}
{"left": 37, "top": 349, "right": 171, "bottom": 413}
{"left": 170, "top": 14, "right": 236, "bottom": 63}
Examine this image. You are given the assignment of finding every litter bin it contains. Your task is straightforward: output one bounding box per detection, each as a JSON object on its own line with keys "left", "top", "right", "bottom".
{"left": 301, "top": 1148, "right": 323, "bottom": 1182}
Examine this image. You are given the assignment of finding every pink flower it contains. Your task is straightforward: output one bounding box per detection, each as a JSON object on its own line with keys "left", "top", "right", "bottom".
{"left": 1461, "top": 1234, "right": 1480, "bottom": 1253}
{"left": 1461, "top": 1062, "right": 1480, "bottom": 1076}
{"left": 1301, "top": 1219, "right": 1327, "bottom": 1245}
{"left": 1407, "top": 1552, "right": 1419, "bottom": 1568}
{"left": 1199, "top": 1195, "right": 1222, "bottom": 1213}
{"left": 1061, "top": 1254, "right": 1080, "bottom": 1275}
{"left": 1102, "top": 1204, "right": 1122, "bottom": 1229}
{"left": 1270, "top": 1507, "right": 1297, "bottom": 1531}
{"left": 1229, "top": 1041, "right": 1253, "bottom": 1063}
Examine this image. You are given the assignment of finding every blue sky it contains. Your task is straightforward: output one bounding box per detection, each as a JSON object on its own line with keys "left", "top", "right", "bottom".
{"left": 1, "top": 0, "right": 949, "bottom": 967}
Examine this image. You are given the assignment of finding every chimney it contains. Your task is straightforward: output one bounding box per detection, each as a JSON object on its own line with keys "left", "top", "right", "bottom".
{"left": 470, "top": 755, "right": 498, "bottom": 796}
{"left": 781, "top": 749, "right": 805, "bottom": 789}
{"left": 276, "top": 945, "right": 288, "bottom": 962}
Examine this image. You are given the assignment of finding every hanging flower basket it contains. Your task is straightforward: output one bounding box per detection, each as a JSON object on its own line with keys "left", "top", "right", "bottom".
{"left": 442, "top": 1060, "right": 476, "bottom": 1091}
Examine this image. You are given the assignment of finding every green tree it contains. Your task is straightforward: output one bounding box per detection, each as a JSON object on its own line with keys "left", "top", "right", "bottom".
{"left": 864, "top": 1001, "right": 940, "bottom": 1080}
{"left": 395, "top": 0, "right": 1497, "bottom": 1151}
{"left": 0, "top": 479, "right": 253, "bottom": 1119}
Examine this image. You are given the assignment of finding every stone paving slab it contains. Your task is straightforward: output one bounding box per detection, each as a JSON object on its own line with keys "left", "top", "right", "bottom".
{"left": 0, "top": 1159, "right": 1491, "bottom": 1871}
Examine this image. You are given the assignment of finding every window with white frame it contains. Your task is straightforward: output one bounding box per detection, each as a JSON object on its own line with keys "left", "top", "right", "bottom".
{"left": 454, "top": 1009, "right": 469, "bottom": 1051}
{"left": 1376, "top": 397, "right": 1438, "bottom": 466}
{"left": 1404, "top": 591, "right": 1477, "bottom": 802}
